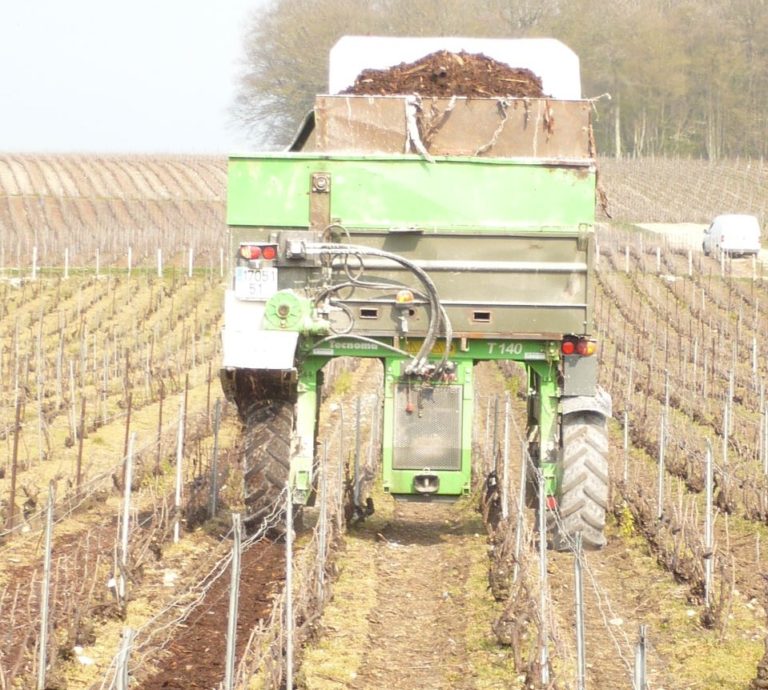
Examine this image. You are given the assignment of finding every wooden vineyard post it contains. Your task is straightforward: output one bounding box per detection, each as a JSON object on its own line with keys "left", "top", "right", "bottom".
{"left": 623, "top": 410, "right": 629, "bottom": 484}
{"left": 76, "top": 396, "right": 86, "bottom": 491}
{"left": 763, "top": 409, "right": 768, "bottom": 477}
{"left": 7, "top": 395, "right": 23, "bottom": 530}
{"left": 722, "top": 397, "right": 729, "bottom": 470}
{"left": 206, "top": 362, "right": 212, "bottom": 428}
{"left": 657, "top": 414, "right": 666, "bottom": 521}
{"left": 501, "top": 394, "right": 510, "bottom": 521}
{"left": 491, "top": 396, "right": 499, "bottom": 474}
{"left": 122, "top": 393, "right": 133, "bottom": 484}
{"left": 336, "top": 404, "right": 345, "bottom": 533}
{"left": 36, "top": 482, "right": 55, "bottom": 690}
{"left": 209, "top": 399, "right": 221, "bottom": 518}
{"left": 704, "top": 440, "right": 714, "bottom": 607}
{"left": 513, "top": 441, "right": 527, "bottom": 585}
{"left": 173, "top": 396, "right": 185, "bottom": 543}
{"left": 484, "top": 396, "right": 492, "bottom": 457}
{"left": 353, "top": 396, "right": 361, "bottom": 510}
{"left": 183, "top": 374, "right": 190, "bottom": 439}
{"left": 69, "top": 361, "right": 77, "bottom": 441}
{"left": 155, "top": 380, "right": 165, "bottom": 475}
{"left": 316, "top": 447, "right": 328, "bottom": 602}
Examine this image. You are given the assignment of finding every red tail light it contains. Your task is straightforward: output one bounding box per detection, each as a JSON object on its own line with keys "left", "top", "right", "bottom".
{"left": 239, "top": 244, "right": 278, "bottom": 261}
{"left": 562, "top": 337, "right": 597, "bottom": 357}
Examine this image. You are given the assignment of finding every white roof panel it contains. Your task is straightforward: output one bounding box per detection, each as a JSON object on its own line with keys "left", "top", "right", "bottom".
{"left": 329, "top": 36, "right": 581, "bottom": 100}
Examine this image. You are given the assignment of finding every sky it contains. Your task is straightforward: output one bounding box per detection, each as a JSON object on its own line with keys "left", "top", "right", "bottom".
{"left": 0, "top": 0, "right": 267, "bottom": 154}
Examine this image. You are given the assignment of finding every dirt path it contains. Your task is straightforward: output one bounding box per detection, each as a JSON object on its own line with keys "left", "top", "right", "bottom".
{"left": 300, "top": 496, "right": 512, "bottom": 690}
{"left": 349, "top": 501, "right": 478, "bottom": 690}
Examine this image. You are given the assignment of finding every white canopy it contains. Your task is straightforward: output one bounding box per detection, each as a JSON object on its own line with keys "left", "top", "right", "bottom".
{"left": 328, "top": 36, "right": 582, "bottom": 100}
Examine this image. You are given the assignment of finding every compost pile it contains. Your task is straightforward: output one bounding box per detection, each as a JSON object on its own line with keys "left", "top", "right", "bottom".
{"left": 343, "top": 50, "right": 545, "bottom": 98}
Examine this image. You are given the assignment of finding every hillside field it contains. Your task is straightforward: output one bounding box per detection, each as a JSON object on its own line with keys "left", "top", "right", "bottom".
{"left": 2, "top": 155, "right": 768, "bottom": 689}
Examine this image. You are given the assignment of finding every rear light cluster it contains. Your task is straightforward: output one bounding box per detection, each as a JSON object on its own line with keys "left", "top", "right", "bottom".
{"left": 239, "top": 243, "right": 277, "bottom": 261}
{"left": 561, "top": 337, "right": 597, "bottom": 357}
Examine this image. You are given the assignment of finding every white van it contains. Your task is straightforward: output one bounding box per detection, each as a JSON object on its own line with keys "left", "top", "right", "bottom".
{"left": 702, "top": 214, "right": 762, "bottom": 257}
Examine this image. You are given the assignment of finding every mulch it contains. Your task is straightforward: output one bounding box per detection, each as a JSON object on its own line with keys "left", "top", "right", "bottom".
{"left": 343, "top": 50, "right": 545, "bottom": 98}
{"left": 136, "top": 541, "right": 285, "bottom": 690}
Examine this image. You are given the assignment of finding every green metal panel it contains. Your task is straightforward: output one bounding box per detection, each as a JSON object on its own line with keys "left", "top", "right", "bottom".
{"left": 228, "top": 154, "right": 595, "bottom": 230}
{"left": 527, "top": 361, "right": 561, "bottom": 497}
{"left": 306, "top": 336, "right": 560, "bottom": 363}
{"left": 292, "top": 358, "right": 325, "bottom": 502}
{"left": 381, "top": 358, "right": 473, "bottom": 497}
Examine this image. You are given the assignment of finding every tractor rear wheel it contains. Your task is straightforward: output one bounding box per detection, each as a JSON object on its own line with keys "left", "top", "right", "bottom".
{"left": 241, "top": 400, "right": 294, "bottom": 529}
{"left": 553, "top": 411, "right": 609, "bottom": 550}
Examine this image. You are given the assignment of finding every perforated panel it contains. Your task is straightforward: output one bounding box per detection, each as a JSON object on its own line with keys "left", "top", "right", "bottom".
{"left": 393, "top": 384, "right": 462, "bottom": 470}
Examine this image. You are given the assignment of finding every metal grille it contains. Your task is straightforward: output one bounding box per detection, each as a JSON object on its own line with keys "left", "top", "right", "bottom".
{"left": 393, "top": 384, "right": 462, "bottom": 470}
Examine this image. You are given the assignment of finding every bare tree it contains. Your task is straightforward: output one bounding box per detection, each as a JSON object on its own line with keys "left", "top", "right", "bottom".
{"left": 233, "top": 0, "right": 556, "bottom": 147}
{"left": 233, "top": 0, "right": 768, "bottom": 158}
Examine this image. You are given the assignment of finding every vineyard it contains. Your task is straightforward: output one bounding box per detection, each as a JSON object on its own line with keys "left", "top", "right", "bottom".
{"left": 599, "top": 157, "right": 768, "bottom": 229}
{"left": 0, "top": 155, "right": 226, "bottom": 273}
{"left": 1, "top": 155, "right": 767, "bottom": 273}
{"left": 3, "top": 155, "right": 768, "bottom": 688}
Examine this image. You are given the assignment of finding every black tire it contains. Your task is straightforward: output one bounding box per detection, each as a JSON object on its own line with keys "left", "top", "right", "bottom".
{"left": 242, "top": 400, "right": 294, "bottom": 529}
{"left": 552, "top": 412, "right": 609, "bottom": 550}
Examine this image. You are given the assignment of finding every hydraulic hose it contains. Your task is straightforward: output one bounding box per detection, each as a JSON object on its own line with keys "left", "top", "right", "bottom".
{"left": 306, "top": 243, "right": 452, "bottom": 375}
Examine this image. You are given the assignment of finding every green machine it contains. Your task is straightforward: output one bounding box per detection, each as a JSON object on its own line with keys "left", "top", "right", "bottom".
{"left": 220, "top": 38, "right": 611, "bottom": 548}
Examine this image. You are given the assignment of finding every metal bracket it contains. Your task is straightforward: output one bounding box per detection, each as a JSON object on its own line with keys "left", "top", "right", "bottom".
{"left": 309, "top": 172, "right": 331, "bottom": 231}
{"left": 577, "top": 223, "right": 590, "bottom": 251}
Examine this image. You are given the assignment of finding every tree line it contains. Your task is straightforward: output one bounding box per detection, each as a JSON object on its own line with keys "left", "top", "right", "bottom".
{"left": 234, "top": 0, "right": 768, "bottom": 159}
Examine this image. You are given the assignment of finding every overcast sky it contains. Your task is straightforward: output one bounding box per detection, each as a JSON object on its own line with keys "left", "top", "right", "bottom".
{"left": 0, "top": 0, "right": 266, "bottom": 154}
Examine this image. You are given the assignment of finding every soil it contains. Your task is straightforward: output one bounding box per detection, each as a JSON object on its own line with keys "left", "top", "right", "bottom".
{"left": 343, "top": 50, "right": 545, "bottom": 98}
{"left": 0, "top": 510, "right": 120, "bottom": 683}
{"left": 136, "top": 541, "right": 285, "bottom": 689}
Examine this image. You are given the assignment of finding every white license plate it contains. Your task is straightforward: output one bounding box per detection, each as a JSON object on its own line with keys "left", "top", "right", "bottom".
{"left": 235, "top": 266, "right": 278, "bottom": 300}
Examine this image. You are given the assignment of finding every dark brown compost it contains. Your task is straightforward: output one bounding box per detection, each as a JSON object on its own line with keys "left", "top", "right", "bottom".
{"left": 343, "top": 50, "right": 545, "bottom": 98}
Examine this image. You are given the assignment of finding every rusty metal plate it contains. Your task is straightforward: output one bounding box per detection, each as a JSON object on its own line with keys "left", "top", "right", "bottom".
{"left": 314, "top": 95, "right": 591, "bottom": 159}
